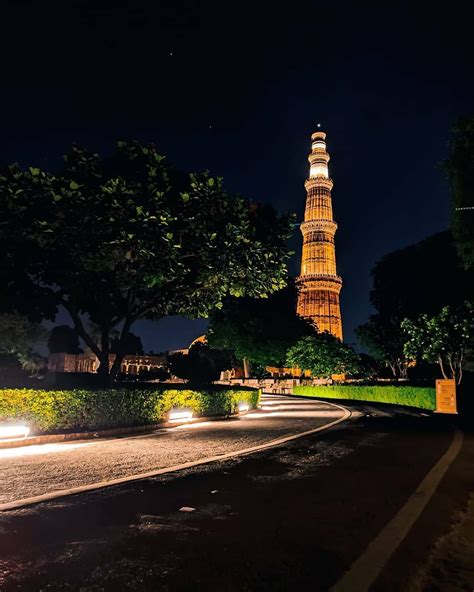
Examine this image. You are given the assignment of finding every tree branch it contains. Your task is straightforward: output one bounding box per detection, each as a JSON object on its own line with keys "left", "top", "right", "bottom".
{"left": 60, "top": 298, "right": 101, "bottom": 359}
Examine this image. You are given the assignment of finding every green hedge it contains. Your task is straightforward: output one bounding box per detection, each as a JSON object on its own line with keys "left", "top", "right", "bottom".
{"left": 0, "top": 387, "right": 260, "bottom": 435}
{"left": 293, "top": 385, "right": 436, "bottom": 410}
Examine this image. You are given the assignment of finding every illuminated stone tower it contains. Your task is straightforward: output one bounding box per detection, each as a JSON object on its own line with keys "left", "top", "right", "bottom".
{"left": 296, "top": 130, "right": 343, "bottom": 339}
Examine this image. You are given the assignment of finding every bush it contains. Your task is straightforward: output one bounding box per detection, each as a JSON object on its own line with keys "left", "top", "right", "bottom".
{"left": 293, "top": 385, "right": 436, "bottom": 410}
{"left": 0, "top": 387, "right": 260, "bottom": 435}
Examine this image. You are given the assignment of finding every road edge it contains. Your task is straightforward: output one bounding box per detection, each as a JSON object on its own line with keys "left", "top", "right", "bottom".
{"left": 329, "top": 426, "right": 464, "bottom": 592}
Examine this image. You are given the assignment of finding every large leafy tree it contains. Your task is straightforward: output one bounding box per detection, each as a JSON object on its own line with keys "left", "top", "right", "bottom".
{"left": 357, "top": 231, "right": 473, "bottom": 377}
{"left": 0, "top": 141, "right": 293, "bottom": 382}
{"left": 356, "top": 315, "right": 411, "bottom": 378}
{"left": 286, "top": 333, "right": 361, "bottom": 379}
{"left": 369, "top": 231, "right": 472, "bottom": 320}
{"left": 401, "top": 303, "right": 473, "bottom": 384}
{"left": 444, "top": 117, "right": 474, "bottom": 270}
{"left": 207, "top": 283, "right": 314, "bottom": 376}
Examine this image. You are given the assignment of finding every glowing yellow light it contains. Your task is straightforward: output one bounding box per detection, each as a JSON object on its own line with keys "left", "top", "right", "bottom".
{"left": 238, "top": 403, "right": 250, "bottom": 413}
{"left": 175, "top": 421, "right": 211, "bottom": 430}
{"left": 310, "top": 163, "right": 328, "bottom": 178}
{"left": 168, "top": 409, "right": 194, "bottom": 423}
{"left": 0, "top": 424, "right": 30, "bottom": 440}
{"left": 0, "top": 442, "right": 90, "bottom": 459}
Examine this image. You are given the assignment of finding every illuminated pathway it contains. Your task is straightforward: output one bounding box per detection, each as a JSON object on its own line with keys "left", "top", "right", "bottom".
{"left": 0, "top": 395, "right": 348, "bottom": 507}
{"left": 0, "top": 398, "right": 470, "bottom": 592}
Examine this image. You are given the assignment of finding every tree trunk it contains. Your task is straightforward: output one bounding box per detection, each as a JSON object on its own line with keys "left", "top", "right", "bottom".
{"left": 438, "top": 356, "right": 448, "bottom": 379}
{"left": 62, "top": 300, "right": 102, "bottom": 359}
{"left": 457, "top": 350, "right": 464, "bottom": 385}
{"left": 109, "top": 318, "right": 133, "bottom": 380}
{"left": 243, "top": 357, "right": 251, "bottom": 379}
{"left": 110, "top": 351, "right": 126, "bottom": 380}
{"left": 393, "top": 360, "right": 407, "bottom": 379}
{"left": 60, "top": 297, "right": 134, "bottom": 387}
{"left": 96, "top": 325, "right": 111, "bottom": 384}
{"left": 399, "top": 362, "right": 408, "bottom": 379}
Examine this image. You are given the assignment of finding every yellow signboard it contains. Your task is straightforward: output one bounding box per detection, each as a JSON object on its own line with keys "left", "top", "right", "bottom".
{"left": 435, "top": 379, "right": 457, "bottom": 414}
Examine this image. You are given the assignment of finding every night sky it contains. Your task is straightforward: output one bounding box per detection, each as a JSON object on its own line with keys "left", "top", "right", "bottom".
{"left": 2, "top": 1, "right": 472, "bottom": 352}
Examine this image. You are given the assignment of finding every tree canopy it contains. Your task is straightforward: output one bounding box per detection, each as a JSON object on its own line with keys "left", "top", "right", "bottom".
{"left": 286, "top": 333, "right": 360, "bottom": 379}
{"left": 369, "top": 231, "right": 473, "bottom": 322}
{"left": 0, "top": 141, "right": 294, "bottom": 382}
{"left": 402, "top": 303, "right": 473, "bottom": 384}
{"left": 0, "top": 312, "right": 47, "bottom": 373}
{"left": 358, "top": 231, "right": 474, "bottom": 377}
{"left": 445, "top": 117, "right": 474, "bottom": 270}
{"left": 356, "top": 315, "right": 411, "bottom": 378}
{"left": 207, "top": 283, "right": 314, "bottom": 370}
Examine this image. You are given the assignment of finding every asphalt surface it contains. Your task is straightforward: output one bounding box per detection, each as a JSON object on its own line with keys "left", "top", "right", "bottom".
{"left": 1, "top": 395, "right": 472, "bottom": 592}
{"left": 0, "top": 395, "right": 346, "bottom": 506}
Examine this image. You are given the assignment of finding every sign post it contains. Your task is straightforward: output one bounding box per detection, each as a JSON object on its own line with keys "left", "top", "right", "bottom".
{"left": 435, "top": 379, "right": 457, "bottom": 414}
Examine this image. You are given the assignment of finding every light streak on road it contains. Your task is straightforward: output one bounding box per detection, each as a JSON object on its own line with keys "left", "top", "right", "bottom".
{"left": 0, "top": 442, "right": 92, "bottom": 460}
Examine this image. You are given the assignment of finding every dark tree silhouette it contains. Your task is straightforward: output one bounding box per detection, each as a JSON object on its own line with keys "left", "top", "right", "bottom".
{"left": 110, "top": 332, "right": 143, "bottom": 355}
{"left": 168, "top": 343, "right": 234, "bottom": 384}
{"left": 48, "top": 325, "right": 82, "bottom": 354}
{"left": 445, "top": 117, "right": 474, "bottom": 270}
{"left": 357, "top": 231, "right": 474, "bottom": 377}
{"left": 370, "top": 231, "right": 473, "bottom": 321}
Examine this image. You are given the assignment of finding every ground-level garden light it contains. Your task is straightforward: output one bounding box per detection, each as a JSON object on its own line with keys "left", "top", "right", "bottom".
{"left": 238, "top": 402, "right": 250, "bottom": 414}
{"left": 168, "top": 409, "right": 194, "bottom": 423}
{"left": 0, "top": 424, "right": 30, "bottom": 441}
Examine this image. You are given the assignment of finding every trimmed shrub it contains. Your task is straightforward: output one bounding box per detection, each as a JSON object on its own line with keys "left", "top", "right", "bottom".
{"left": 293, "top": 385, "right": 436, "bottom": 410}
{"left": 0, "top": 387, "right": 260, "bottom": 435}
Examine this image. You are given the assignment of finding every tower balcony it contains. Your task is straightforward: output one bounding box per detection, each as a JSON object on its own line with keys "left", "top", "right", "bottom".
{"left": 305, "top": 177, "right": 333, "bottom": 190}
{"left": 296, "top": 273, "right": 343, "bottom": 293}
{"left": 300, "top": 219, "right": 338, "bottom": 235}
{"left": 308, "top": 151, "right": 330, "bottom": 163}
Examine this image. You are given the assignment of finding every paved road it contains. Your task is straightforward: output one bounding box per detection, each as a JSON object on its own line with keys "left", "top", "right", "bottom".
{"left": 1, "top": 400, "right": 470, "bottom": 592}
{"left": 0, "top": 394, "right": 347, "bottom": 506}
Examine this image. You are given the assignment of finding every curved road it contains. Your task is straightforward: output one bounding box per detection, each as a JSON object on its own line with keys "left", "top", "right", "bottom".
{"left": 0, "top": 394, "right": 347, "bottom": 507}
{"left": 0, "top": 395, "right": 471, "bottom": 592}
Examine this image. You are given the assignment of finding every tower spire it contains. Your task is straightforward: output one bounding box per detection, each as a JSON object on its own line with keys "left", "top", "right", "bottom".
{"left": 296, "top": 130, "right": 343, "bottom": 339}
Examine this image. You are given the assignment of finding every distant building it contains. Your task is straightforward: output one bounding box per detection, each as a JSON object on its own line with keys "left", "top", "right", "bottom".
{"left": 48, "top": 352, "right": 167, "bottom": 375}
{"left": 48, "top": 334, "right": 208, "bottom": 376}
{"left": 296, "top": 130, "right": 343, "bottom": 340}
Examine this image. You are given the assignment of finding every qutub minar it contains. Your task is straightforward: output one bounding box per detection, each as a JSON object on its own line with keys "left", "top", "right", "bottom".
{"left": 296, "top": 129, "right": 343, "bottom": 340}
